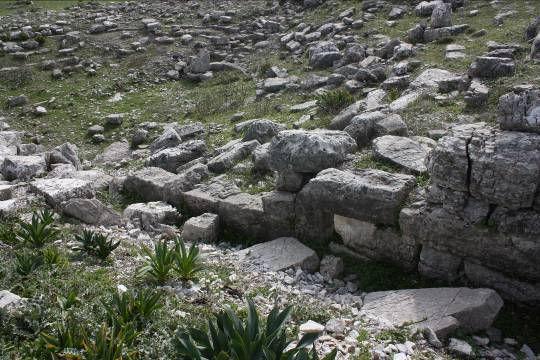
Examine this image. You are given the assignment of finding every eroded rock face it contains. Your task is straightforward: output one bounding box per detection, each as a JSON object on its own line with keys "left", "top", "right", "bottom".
{"left": 268, "top": 130, "right": 357, "bottom": 173}
{"left": 498, "top": 87, "right": 540, "bottom": 134}
{"left": 361, "top": 288, "right": 503, "bottom": 339}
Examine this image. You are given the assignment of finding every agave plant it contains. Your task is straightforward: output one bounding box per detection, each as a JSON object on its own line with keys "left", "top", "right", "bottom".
{"left": 173, "top": 238, "right": 203, "bottom": 281}
{"left": 103, "top": 288, "right": 162, "bottom": 330}
{"left": 42, "top": 245, "right": 68, "bottom": 268}
{"left": 16, "top": 209, "right": 59, "bottom": 248}
{"left": 174, "top": 298, "right": 337, "bottom": 360}
{"left": 14, "top": 249, "right": 42, "bottom": 276}
{"left": 74, "top": 229, "right": 120, "bottom": 261}
{"left": 138, "top": 240, "right": 177, "bottom": 284}
{"left": 315, "top": 89, "right": 354, "bottom": 114}
{"left": 40, "top": 317, "right": 85, "bottom": 357}
{"left": 82, "top": 323, "right": 137, "bottom": 360}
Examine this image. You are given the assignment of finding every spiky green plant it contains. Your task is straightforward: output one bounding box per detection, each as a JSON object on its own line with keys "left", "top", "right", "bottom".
{"left": 14, "top": 249, "right": 42, "bottom": 276}
{"left": 82, "top": 323, "right": 137, "bottom": 360}
{"left": 16, "top": 209, "right": 59, "bottom": 248}
{"left": 74, "top": 230, "right": 120, "bottom": 261}
{"left": 315, "top": 89, "right": 354, "bottom": 114}
{"left": 174, "top": 298, "right": 337, "bottom": 360}
{"left": 42, "top": 246, "right": 68, "bottom": 268}
{"left": 173, "top": 238, "right": 203, "bottom": 281}
{"left": 138, "top": 240, "right": 176, "bottom": 284}
{"left": 104, "top": 289, "right": 162, "bottom": 330}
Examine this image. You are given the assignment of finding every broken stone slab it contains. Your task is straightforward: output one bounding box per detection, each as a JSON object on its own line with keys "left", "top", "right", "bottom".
{"left": 238, "top": 237, "right": 319, "bottom": 273}
{"left": 180, "top": 213, "right": 219, "bottom": 243}
{"left": 262, "top": 191, "right": 296, "bottom": 239}
{"left": 46, "top": 142, "right": 81, "bottom": 170}
{"left": 263, "top": 77, "right": 290, "bottom": 93}
{"left": 61, "top": 198, "right": 123, "bottom": 226}
{"left": 372, "top": 135, "right": 430, "bottom": 174}
{"left": 1, "top": 155, "right": 46, "bottom": 181}
{"left": 147, "top": 140, "right": 206, "bottom": 173}
{"left": 329, "top": 100, "right": 365, "bottom": 130}
{"left": 295, "top": 168, "right": 415, "bottom": 242}
{"left": 123, "top": 167, "right": 176, "bottom": 202}
{"left": 161, "top": 163, "right": 210, "bottom": 208}
{"left": 124, "top": 201, "right": 181, "bottom": 231}
{"left": 207, "top": 140, "right": 260, "bottom": 174}
{"left": 361, "top": 287, "right": 503, "bottom": 340}
{"left": 30, "top": 178, "right": 94, "bottom": 207}
{"left": 268, "top": 130, "right": 356, "bottom": 173}
{"left": 498, "top": 87, "right": 540, "bottom": 134}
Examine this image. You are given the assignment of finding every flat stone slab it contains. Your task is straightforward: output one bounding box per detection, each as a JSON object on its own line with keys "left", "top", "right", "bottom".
{"left": 124, "top": 201, "right": 181, "bottom": 230}
{"left": 30, "top": 178, "right": 94, "bottom": 207}
{"left": 361, "top": 287, "right": 503, "bottom": 339}
{"left": 238, "top": 237, "right": 319, "bottom": 273}
{"left": 372, "top": 135, "right": 430, "bottom": 174}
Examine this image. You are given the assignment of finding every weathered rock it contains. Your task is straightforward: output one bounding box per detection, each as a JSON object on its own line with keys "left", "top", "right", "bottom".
{"left": 268, "top": 130, "right": 356, "bottom": 173}
{"left": 238, "top": 237, "right": 319, "bottom": 273}
{"left": 147, "top": 140, "right": 206, "bottom": 173}
{"left": 1, "top": 155, "right": 46, "bottom": 181}
{"left": 124, "top": 167, "right": 176, "bottom": 202}
{"left": 207, "top": 140, "right": 260, "bottom": 173}
{"left": 262, "top": 191, "right": 296, "bottom": 239}
{"left": 308, "top": 41, "right": 342, "bottom": 69}
{"left": 61, "top": 198, "right": 123, "bottom": 225}
{"left": 468, "top": 56, "right": 515, "bottom": 78}
{"left": 242, "top": 119, "right": 285, "bottom": 143}
{"left": 0, "top": 290, "right": 24, "bottom": 312}
{"left": 372, "top": 135, "right": 429, "bottom": 174}
{"left": 498, "top": 87, "right": 540, "bottom": 134}
{"left": 150, "top": 127, "right": 182, "bottom": 153}
{"left": 182, "top": 176, "right": 241, "bottom": 215}
{"left": 448, "top": 338, "right": 473, "bottom": 358}
{"left": 319, "top": 255, "right": 344, "bottom": 279}
{"left": 124, "top": 201, "right": 181, "bottom": 230}
{"left": 30, "top": 178, "right": 94, "bottom": 207}
{"left": 361, "top": 288, "right": 503, "bottom": 339}
{"left": 430, "top": 2, "right": 452, "bottom": 28}
{"left": 46, "top": 143, "right": 81, "bottom": 170}
{"left": 329, "top": 100, "right": 365, "bottom": 130}
{"left": 94, "top": 141, "right": 132, "bottom": 165}
{"left": 180, "top": 213, "right": 220, "bottom": 243}
{"left": 218, "top": 192, "right": 267, "bottom": 241}
{"left": 186, "top": 49, "right": 210, "bottom": 74}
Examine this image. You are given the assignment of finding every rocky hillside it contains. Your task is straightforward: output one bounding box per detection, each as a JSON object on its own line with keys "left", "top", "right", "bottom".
{"left": 1, "top": 0, "right": 540, "bottom": 359}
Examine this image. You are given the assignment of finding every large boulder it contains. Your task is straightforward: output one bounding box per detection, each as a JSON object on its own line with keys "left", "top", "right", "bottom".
{"left": 308, "top": 41, "right": 342, "bottom": 69}
{"left": 237, "top": 237, "right": 319, "bottom": 273}
{"left": 498, "top": 87, "right": 540, "bottom": 134}
{"left": 296, "top": 168, "right": 415, "bottom": 242}
{"left": 268, "top": 130, "right": 356, "bottom": 173}
{"left": 361, "top": 288, "right": 503, "bottom": 339}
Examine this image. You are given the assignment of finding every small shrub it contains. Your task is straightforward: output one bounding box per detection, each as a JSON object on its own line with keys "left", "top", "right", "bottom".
{"left": 138, "top": 240, "right": 177, "bottom": 284}
{"left": 316, "top": 89, "right": 354, "bottom": 114}
{"left": 16, "top": 209, "right": 58, "bottom": 248}
{"left": 74, "top": 230, "right": 120, "bottom": 261}
{"left": 14, "top": 249, "right": 42, "bottom": 276}
{"left": 173, "top": 238, "right": 203, "bottom": 281}
{"left": 104, "top": 289, "right": 162, "bottom": 330}
{"left": 174, "top": 298, "right": 337, "bottom": 360}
